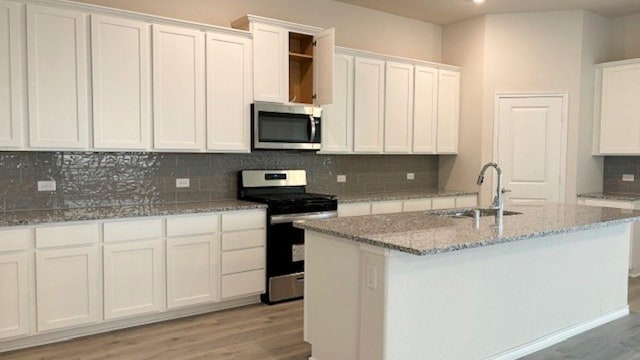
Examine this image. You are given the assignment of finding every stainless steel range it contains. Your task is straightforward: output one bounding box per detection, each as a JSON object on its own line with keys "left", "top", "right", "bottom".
{"left": 239, "top": 170, "right": 337, "bottom": 304}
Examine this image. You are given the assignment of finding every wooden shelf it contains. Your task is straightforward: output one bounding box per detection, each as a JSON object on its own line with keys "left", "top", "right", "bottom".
{"left": 289, "top": 52, "right": 313, "bottom": 61}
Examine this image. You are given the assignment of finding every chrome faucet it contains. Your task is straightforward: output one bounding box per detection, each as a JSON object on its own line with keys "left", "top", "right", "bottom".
{"left": 477, "top": 162, "right": 510, "bottom": 221}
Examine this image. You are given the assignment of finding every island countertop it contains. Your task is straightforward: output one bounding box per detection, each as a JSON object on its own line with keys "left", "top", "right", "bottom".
{"left": 295, "top": 203, "right": 640, "bottom": 255}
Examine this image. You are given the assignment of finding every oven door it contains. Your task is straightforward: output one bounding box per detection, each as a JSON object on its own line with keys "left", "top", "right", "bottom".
{"left": 253, "top": 102, "right": 322, "bottom": 150}
{"left": 265, "top": 210, "right": 337, "bottom": 303}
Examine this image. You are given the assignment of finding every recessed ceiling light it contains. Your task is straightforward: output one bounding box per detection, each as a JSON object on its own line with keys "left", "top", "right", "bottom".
{"left": 473, "top": 0, "right": 485, "bottom": 3}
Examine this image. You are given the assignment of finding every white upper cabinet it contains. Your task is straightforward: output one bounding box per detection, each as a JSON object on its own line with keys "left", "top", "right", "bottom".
{"left": 436, "top": 69, "right": 460, "bottom": 154}
{"left": 250, "top": 23, "right": 287, "bottom": 103}
{"left": 313, "top": 28, "right": 335, "bottom": 105}
{"left": 413, "top": 65, "right": 438, "bottom": 154}
{"left": 233, "top": 16, "right": 334, "bottom": 106}
{"left": 27, "top": 5, "right": 89, "bottom": 149}
{"left": 321, "top": 54, "right": 354, "bottom": 153}
{"left": 91, "top": 15, "right": 151, "bottom": 150}
{"left": 354, "top": 57, "right": 385, "bottom": 153}
{"left": 384, "top": 62, "right": 414, "bottom": 154}
{"left": 0, "top": 0, "right": 23, "bottom": 149}
{"left": 597, "top": 61, "right": 640, "bottom": 154}
{"left": 206, "top": 31, "right": 252, "bottom": 153}
{"left": 152, "top": 24, "right": 205, "bottom": 151}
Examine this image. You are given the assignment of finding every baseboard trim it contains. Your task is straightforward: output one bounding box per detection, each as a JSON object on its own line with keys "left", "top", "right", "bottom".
{"left": 487, "top": 306, "right": 630, "bottom": 360}
{"left": 0, "top": 296, "right": 260, "bottom": 353}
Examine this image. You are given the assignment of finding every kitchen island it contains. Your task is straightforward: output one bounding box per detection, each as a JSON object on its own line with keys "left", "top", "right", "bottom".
{"left": 296, "top": 204, "right": 640, "bottom": 360}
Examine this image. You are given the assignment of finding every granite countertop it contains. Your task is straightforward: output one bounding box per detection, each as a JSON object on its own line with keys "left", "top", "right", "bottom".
{"left": 0, "top": 200, "right": 267, "bottom": 227}
{"left": 337, "top": 189, "right": 478, "bottom": 203}
{"left": 578, "top": 192, "right": 640, "bottom": 202}
{"left": 295, "top": 203, "right": 640, "bottom": 256}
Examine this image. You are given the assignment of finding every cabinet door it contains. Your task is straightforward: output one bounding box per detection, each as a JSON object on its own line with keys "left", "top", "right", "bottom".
{"left": 167, "top": 235, "right": 218, "bottom": 308}
{"left": 599, "top": 64, "right": 640, "bottom": 154}
{"left": 0, "top": 0, "right": 23, "bottom": 149}
{"left": 152, "top": 24, "right": 205, "bottom": 150}
{"left": 0, "top": 252, "right": 30, "bottom": 339}
{"left": 36, "top": 246, "right": 99, "bottom": 332}
{"left": 27, "top": 5, "right": 89, "bottom": 149}
{"left": 206, "top": 32, "right": 252, "bottom": 152}
{"left": 436, "top": 70, "right": 460, "bottom": 154}
{"left": 321, "top": 54, "right": 353, "bottom": 153}
{"left": 313, "top": 28, "right": 335, "bottom": 105}
{"left": 371, "top": 200, "right": 403, "bottom": 215}
{"left": 103, "top": 240, "right": 164, "bottom": 320}
{"left": 384, "top": 62, "right": 414, "bottom": 153}
{"left": 92, "top": 15, "right": 151, "bottom": 150}
{"left": 413, "top": 66, "right": 438, "bottom": 154}
{"left": 354, "top": 57, "right": 385, "bottom": 153}
{"left": 251, "top": 23, "right": 287, "bottom": 103}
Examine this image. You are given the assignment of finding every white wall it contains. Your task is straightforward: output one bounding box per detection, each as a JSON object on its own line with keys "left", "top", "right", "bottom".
{"left": 440, "top": 17, "right": 486, "bottom": 193}
{"left": 73, "top": 0, "right": 442, "bottom": 62}
{"left": 611, "top": 12, "right": 640, "bottom": 61}
{"left": 576, "top": 12, "right": 612, "bottom": 195}
{"left": 442, "top": 11, "right": 611, "bottom": 205}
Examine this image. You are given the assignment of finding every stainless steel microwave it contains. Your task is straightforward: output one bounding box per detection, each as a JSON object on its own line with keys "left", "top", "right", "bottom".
{"left": 252, "top": 102, "right": 322, "bottom": 150}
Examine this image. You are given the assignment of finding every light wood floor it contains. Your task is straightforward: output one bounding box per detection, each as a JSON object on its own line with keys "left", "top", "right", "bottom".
{"left": 5, "top": 278, "right": 640, "bottom": 360}
{"left": 2, "top": 301, "right": 311, "bottom": 360}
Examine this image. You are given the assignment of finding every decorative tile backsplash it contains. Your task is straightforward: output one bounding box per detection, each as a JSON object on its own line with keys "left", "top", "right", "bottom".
{"left": 603, "top": 157, "right": 640, "bottom": 194}
{"left": 0, "top": 152, "right": 439, "bottom": 212}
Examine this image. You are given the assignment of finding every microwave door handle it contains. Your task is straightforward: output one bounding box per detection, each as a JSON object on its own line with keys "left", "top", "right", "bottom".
{"left": 309, "top": 115, "right": 317, "bottom": 142}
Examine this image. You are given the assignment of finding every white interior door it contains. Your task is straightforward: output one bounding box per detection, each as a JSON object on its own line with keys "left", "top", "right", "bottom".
{"left": 496, "top": 96, "right": 565, "bottom": 204}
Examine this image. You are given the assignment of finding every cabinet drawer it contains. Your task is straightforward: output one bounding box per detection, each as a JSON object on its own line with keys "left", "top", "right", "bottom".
{"left": 222, "top": 230, "right": 265, "bottom": 251}
{"left": 431, "top": 197, "right": 456, "bottom": 210}
{"left": 221, "top": 269, "right": 265, "bottom": 299}
{"left": 36, "top": 223, "right": 99, "bottom": 248}
{"left": 167, "top": 214, "right": 219, "bottom": 237}
{"left": 221, "top": 247, "right": 265, "bottom": 275}
{"left": 403, "top": 199, "right": 432, "bottom": 212}
{"left": 338, "top": 203, "right": 371, "bottom": 217}
{"left": 371, "top": 201, "right": 403, "bottom": 215}
{"left": 456, "top": 195, "right": 477, "bottom": 208}
{"left": 222, "top": 211, "right": 266, "bottom": 232}
{"left": 0, "top": 229, "right": 33, "bottom": 252}
{"left": 104, "top": 219, "right": 163, "bottom": 243}
{"left": 583, "top": 198, "right": 635, "bottom": 210}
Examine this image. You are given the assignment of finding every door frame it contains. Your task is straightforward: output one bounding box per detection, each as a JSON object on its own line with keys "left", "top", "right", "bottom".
{"left": 492, "top": 92, "right": 570, "bottom": 203}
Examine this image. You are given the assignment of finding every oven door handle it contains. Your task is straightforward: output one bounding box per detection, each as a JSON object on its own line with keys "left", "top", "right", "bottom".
{"left": 270, "top": 211, "right": 338, "bottom": 225}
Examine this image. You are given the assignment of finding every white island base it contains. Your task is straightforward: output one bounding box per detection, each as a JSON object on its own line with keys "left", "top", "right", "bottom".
{"left": 304, "top": 224, "right": 630, "bottom": 360}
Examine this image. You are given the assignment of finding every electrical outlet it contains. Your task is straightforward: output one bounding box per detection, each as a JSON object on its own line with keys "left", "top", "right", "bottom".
{"left": 622, "top": 174, "right": 635, "bottom": 182}
{"left": 337, "top": 175, "right": 347, "bottom": 183}
{"left": 407, "top": 173, "right": 415, "bottom": 180}
{"left": 176, "top": 178, "right": 190, "bottom": 188}
{"left": 366, "top": 264, "right": 377, "bottom": 290}
{"left": 37, "top": 180, "right": 56, "bottom": 192}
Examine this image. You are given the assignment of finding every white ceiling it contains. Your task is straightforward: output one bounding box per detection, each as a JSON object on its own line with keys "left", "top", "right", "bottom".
{"left": 333, "top": 0, "right": 640, "bottom": 25}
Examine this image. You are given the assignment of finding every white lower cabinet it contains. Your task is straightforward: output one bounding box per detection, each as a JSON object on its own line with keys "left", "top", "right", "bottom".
{"left": 338, "top": 195, "right": 477, "bottom": 217}
{"left": 0, "top": 209, "right": 267, "bottom": 347}
{"left": 220, "top": 210, "right": 266, "bottom": 300}
{"left": 371, "top": 201, "right": 403, "bottom": 215}
{"left": 103, "top": 240, "right": 164, "bottom": 319}
{"left": 0, "top": 251, "right": 30, "bottom": 339}
{"left": 166, "top": 235, "right": 218, "bottom": 309}
{"left": 35, "top": 245, "right": 99, "bottom": 332}
{"left": 402, "top": 199, "right": 432, "bottom": 212}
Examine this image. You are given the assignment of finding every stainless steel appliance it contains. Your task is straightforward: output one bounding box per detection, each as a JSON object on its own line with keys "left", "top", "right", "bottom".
{"left": 252, "top": 102, "right": 322, "bottom": 150}
{"left": 239, "top": 169, "right": 337, "bottom": 304}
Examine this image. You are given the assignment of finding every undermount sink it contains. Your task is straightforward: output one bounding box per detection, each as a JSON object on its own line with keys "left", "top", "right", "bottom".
{"left": 436, "top": 208, "right": 523, "bottom": 218}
